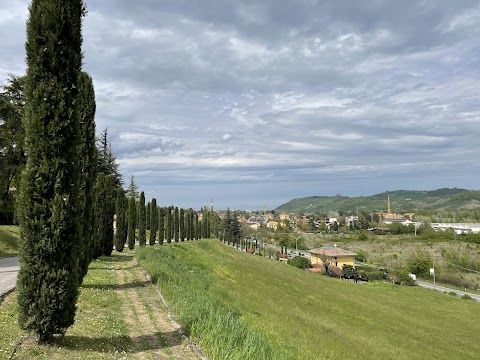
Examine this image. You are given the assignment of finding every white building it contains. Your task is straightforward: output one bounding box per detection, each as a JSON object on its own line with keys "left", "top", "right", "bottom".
{"left": 430, "top": 223, "right": 480, "bottom": 234}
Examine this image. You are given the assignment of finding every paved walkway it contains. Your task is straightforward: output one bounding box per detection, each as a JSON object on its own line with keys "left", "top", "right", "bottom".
{"left": 417, "top": 280, "right": 480, "bottom": 302}
{"left": 0, "top": 256, "right": 19, "bottom": 297}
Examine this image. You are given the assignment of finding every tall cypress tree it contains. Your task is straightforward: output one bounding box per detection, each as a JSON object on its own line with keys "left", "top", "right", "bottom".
{"left": 114, "top": 188, "right": 127, "bottom": 252}
{"left": 16, "top": 0, "right": 85, "bottom": 342}
{"left": 93, "top": 173, "right": 107, "bottom": 259}
{"left": 103, "top": 175, "right": 115, "bottom": 256}
{"left": 138, "top": 191, "right": 146, "bottom": 246}
{"left": 165, "top": 207, "right": 171, "bottom": 243}
{"left": 149, "top": 198, "right": 157, "bottom": 246}
{"left": 77, "top": 71, "right": 97, "bottom": 282}
{"left": 127, "top": 196, "right": 136, "bottom": 250}
{"left": 179, "top": 208, "right": 185, "bottom": 242}
{"left": 158, "top": 207, "right": 165, "bottom": 245}
{"left": 194, "top": 212, "right": 199, "bottom": 240}
{"left": 146, "top": 202, "right": 150, "bottom": 231}
{"left": 174, "top": 206, "right": 179, "bottom": 242}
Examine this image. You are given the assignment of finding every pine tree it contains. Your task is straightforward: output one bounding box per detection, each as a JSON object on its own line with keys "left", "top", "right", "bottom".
{"left": 149, "top": 198, "right": 157, "bottom": 246}
{"left": 127, "top": 196, "right": 136, "bottom": 250}
{"left": 179, "top": 208, "right": 185, "bottom": 241}
{"left": 114, "top": 188, "right": 127, "bottom": 252}
{"left": 77, "top": 71, "right": 97, "bottom": 281}
{"left": 96, "top": 128, "right": 122, "bottom": 187}
{"left": 93, "top": 173, "right": 107, "bottom": 259}
{"left": 126, "top": 175, "right": 139, "bottom": 201}
{"left": 158, "top": 207, "right": 165, "bottom": 245}
{"left": 102, "top": 175, "right": 115, "bottom": 256}
{"left": 138, "top": 191, "right": 146, "bottom": 246}
{"left": 16, "top": 0, "right": 85, "bottom": 342}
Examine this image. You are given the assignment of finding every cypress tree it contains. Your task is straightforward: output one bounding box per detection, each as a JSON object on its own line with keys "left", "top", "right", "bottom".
{"left": 194, "top": 212, "right": 199, "bottom": 240}
{"left": 179, "top": 208, "right": 185, "bottom": 241}
{"left": 174, "top": 206, "right": 179, "bottom": 242}
{"left": 114, "top": 188, "right": 127, "bottom": 252}
{"left": 158, "top": 207, "right": 165, "bottom": 245}
{"left": 77, "top": 71, "right": 97, "bottom": 282}
{"left": 138, "top": 191, "right": 146, "bottom": 246}
{"left": 149, "top": 198, "right": 157, "bottom": 246}
{"left": 16, "top": 0, "right": 85, "bottom": 342}
{"left": 165, "top": 207, "right": 171, "bottom": 243}
{"left": 103, "top": 175, "right": 115, "bottom": 256}
{"left": 127, "top": 196, "right": 136, "bottom": 250}
{"left": 146, "top": 202, "right": 150, "bottom": 230}
{"left": 93, "top": 173, "right": 107, "bottom": 259}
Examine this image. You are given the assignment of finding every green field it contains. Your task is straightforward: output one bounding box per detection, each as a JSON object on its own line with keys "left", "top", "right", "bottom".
{"left": 0, "top": 225, "right": 20, "bottom": 258}
{"left": 137, "top": 240, "right": 480, "bottom": 360}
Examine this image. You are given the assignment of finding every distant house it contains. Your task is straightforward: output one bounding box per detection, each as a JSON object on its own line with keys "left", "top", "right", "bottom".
{"left": 309, "top": 246, "right": 357, "bottom": 269}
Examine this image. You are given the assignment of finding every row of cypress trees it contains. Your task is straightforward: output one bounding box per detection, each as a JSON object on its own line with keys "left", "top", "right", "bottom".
{"left": 113, "top": 194, "right": 215, "bottom": 250}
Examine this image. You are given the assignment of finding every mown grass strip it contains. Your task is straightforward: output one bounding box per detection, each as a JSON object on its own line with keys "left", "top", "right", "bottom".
{"left": 1, "top": 255, "right": 132, "bottom": 359}
{"left": 136, "top": 240, "right": 480, "bottom": 360}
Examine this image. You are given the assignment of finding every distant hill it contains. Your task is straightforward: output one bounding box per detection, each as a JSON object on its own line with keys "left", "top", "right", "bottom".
{"left": 275, "top": 188, "right": 480, "bottom": 214}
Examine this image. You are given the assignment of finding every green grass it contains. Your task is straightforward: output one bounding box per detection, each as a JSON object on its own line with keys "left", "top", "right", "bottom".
{"left": 0, "top": 225, "right": 20, "bottom": 258}
{"left": 136, "top": 240, "right": 480, "bottom": 360}
{"left": 0, "top": 255, "right": 132, "bottom": 359}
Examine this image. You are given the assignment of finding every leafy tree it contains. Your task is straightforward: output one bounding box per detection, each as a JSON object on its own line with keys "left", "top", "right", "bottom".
{"left": 287, "top": 256, "right": 311, "bottom": 269}
{"left": 158, "top": 207, "right": 165, "bottom": 245}
{"left": 114, "top": 188, "right": 127, "bottom": 252}
{"left": 127, "top": 196, "right": 136, "bottom": 250}
{"left": 138, "top": 191, "right": 146, "bottom": 246}
{"left": 16, "top": 0, "right": 85, "bottom": 342}
{"left": 0, "top": 75, "right": 26, "bottom": 224}
{"left": 407, "top": 250, "right": 433, "bottom": 278}
{"left": 96, "top": 128, "right": 122, "bottom": 187}
{"left": 149, "top": 198, "right": 157, "bottom": 246}
{"left": 342, "top": 265, "right": 360, "bottom": 282}
{"left": 319, "top": 254, "right": 331, "bottom": 274}
{"left": 77, "top": 71, "right": 97, "bottom": 281}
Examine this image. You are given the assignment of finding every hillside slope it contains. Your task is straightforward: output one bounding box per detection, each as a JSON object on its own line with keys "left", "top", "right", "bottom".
{"left": 276, "top": 188, "right": 480, "bottom": 213}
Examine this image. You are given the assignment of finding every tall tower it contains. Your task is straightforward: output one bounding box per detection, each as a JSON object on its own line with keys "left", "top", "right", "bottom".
{"left": 387, "top": 194, "right": 391, "bottom": 214}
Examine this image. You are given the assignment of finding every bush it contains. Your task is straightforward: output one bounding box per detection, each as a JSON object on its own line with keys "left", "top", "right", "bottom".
{"left": 407, "top": 250, "right": 433, "bottom": 278}
{"left": 389, "top": 270, "right": 416, "bottom": 286}
{"left": 461, "top": 294, "right": 474, "bottom": 301}
{"left": 358, "top": 232, "right": 368, "bottom": 241}
{"left": 287, "top": 256, "right": 311, "bottom": 269}
{"left": 355, "top": 250, "right": 368, "bottom": 263}
{"left": 359, "top": 270, "right": 386, "bottom": 281}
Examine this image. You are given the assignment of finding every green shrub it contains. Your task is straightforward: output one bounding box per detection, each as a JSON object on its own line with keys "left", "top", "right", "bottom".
{"left": 355, "top": 250, "right": 368, "bottom": 263}
{"left": 287, "top": 256, "right": 311, "bottom": 269}
{"left": 358, "top": 232, "right": 368, "bottom": 241}
{"left": 389, "top": 270, "right": 416, "bottom": 286}
{"left": 461, "top": 294, "right": 474, "bottom": 301}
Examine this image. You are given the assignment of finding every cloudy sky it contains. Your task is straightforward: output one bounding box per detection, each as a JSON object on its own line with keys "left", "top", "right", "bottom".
{"left": 2, "top": 1, "right": 480, "bottom": 209}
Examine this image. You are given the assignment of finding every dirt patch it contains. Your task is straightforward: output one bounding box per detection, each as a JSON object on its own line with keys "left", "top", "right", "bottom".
{"left": 116, "top": 257, "right": 198, "bottom": 359}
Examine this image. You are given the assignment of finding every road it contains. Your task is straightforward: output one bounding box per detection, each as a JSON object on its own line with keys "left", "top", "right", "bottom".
{"left": 0, "top": 256, "right": 19, "bottom": 297}
{"left": 417, "top": 280, "right": 480, "bottom": 302}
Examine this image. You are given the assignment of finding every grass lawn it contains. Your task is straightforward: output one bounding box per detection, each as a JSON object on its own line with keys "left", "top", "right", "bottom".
{"left": 0, "top": 225, "right": 20, "bottom": 258}
{"left": 0, "top": 250, "right": 196, "bottom": 359}
{"left": 137, "top": 240, "right": 480, "bottom": 360}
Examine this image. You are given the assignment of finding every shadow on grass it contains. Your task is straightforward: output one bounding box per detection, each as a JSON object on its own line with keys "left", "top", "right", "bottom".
{"left": 80, "top": 280, "right": 150, "bottom": 291}
{"left": 57, "top": 331, "right": 183, "bottom": 352}
{"left": 88, "top": 263, "right": 139, "bottom": 271}
{"left": 97, "top": 254, "right": 134, "bottom": 263}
